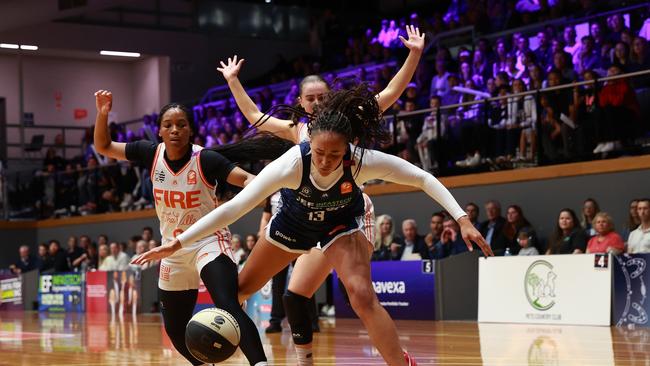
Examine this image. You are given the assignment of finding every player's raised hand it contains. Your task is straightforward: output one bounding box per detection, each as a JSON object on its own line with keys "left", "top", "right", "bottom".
{"left": 131, "top": 238, "right": 182, "bottom": 265}
{"left": 399, "top": 25, "right": 425, "bottom": 53}
{"left": 217, "top": 55, "right": 245, "bottom": 82}
{"left": 95, "top": 90, "right": 112, "bottom": 115}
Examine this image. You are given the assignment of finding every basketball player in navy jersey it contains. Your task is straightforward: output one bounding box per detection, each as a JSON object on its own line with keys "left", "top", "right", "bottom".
{"left": 94, "top": 90, "right": 290, "bottom": 366}
{"left": 133, "top": 83, "right": 493, "bottom": 366}
{"left": 217, "top": 25, "right": 424, "bottom": 363}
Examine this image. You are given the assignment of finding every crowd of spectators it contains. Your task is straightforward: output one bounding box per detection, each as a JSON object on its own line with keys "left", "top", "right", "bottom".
{"left": 8, "top": 226, "right": 264, "bottom": 276}
{"left": 371, "top": 197, "right": 650, "bottom": 261}
{"left": 9, "top": 5, "right": 650, "bottom": 220}
{"left": 10, "top": 197, "right": 649, "bottom": 273}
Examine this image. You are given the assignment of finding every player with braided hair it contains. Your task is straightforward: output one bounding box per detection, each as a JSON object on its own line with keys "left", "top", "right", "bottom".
{"left": 216, "top": 25, "right": 425, "bottom": 364}
{"left": 133, "top": 82, "right": 494, "bottom": 366}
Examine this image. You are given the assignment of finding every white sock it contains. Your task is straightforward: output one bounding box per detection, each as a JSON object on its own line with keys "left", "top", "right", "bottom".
{"left": 253, "top": 362, "right": 268, "bottom": 366}
{"left": 296, "top": 346, "right": 314, "bottom": 366}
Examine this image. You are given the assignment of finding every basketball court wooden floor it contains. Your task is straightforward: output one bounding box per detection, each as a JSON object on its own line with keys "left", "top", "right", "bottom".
{"left": 0, "top": 311, "right": 648, "bottom": 365}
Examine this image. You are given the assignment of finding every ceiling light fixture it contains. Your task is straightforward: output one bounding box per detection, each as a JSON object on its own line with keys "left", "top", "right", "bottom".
{"left": 100, "top": 50, "right": 141, "bottom": 58}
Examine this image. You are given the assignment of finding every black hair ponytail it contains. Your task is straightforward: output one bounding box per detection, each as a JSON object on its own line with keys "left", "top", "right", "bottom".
{"left": 208, "top": 131, "right": 295, "bottom": 164}
{"left": 308, "top": 81, "right": 389, "bottom": 177}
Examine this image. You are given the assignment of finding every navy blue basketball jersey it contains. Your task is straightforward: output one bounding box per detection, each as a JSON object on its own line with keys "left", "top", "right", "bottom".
{"left": 267, "top": 142, "right": 366, "bottom": 252}
{"left": 279, "top": 141, "right": 364, "bottom": 223}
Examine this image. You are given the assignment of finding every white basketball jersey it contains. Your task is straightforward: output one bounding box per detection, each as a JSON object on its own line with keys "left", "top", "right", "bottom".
{"left": 150, "top": 144, "right": 230, "bottom": 249}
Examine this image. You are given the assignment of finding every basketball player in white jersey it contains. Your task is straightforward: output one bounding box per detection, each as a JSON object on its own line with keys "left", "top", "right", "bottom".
{"left": 216, "top": 25, "right": 423, "bottom": 364}
{"left": 93, "top": 90, "right": 291, "bottom": 366}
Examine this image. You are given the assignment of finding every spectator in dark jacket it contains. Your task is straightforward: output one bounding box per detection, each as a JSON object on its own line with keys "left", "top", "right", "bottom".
{"left": 9, "top": 245, "right": 39, "bottom": 274}
{"left": 391, "top": 219, "right": 429, "bottom": 260}
{"left": 546, "top": 208, "right": 587, "bottom": 254}
{"left": 478, "top": 200, "right": 509, "bottom": 255}
{"left": 431, "top": 217, "right": 470, "bottom": 259}
{"left": 48, "top": 240, "right": 70, "bottom": 272}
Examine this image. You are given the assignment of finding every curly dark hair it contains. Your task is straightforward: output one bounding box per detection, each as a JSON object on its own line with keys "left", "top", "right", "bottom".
{"left": 251, "top": 81, "right": 389, "bottom": 177}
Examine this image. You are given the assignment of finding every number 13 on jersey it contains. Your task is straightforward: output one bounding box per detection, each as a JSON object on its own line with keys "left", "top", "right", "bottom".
{"left": 308, "top": 210, "right": 325, "bottom": 221}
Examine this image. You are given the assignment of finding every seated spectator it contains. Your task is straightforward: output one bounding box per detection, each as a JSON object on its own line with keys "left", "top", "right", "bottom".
{"left": 231, "top": 234, "right": 246, "bottom": 265}
{"left": 455, "top": 80, "right": 486, "bottom": 168}
{"left": 595, "top": 65, "right": 640, "bottom": 154}
{"left": 240, "top": 234, "right": 258, "bottom": 264}
{"left": 611, "top": 41, "right": 631, "bottom": 71}
{"left": 98, "top": 243, "right": 109, "bottom": 268}
{"left": 431, "top": 216, "right": 470, "bottom": 259}
{"left": 416, "top": 95, "right": 447, "bottom": 172}
{"left": 570, "top": 70, "right": 599, "bottom": 158}
{"left": 99, "top": 242, "right": 129, "bottom": 271}
{"left": 142, "top": 227, "right": 154, "bottom": 242}
{"left": 539, "top": 77, "right": 564, "bottom": 161}
{"left": 465, "top": 202, "right": 480, "bottom": 227}
{"left": 510, "top": 79, "right": 537, "bottom": 161}
{"left": 424, "top": 212, "right": 446, "bottom": 249}
{"left": 586, "top": 212, "right": 625, "bottom": 254}
{"left": 552, "top": 51, "right": 578, "bottom": 82}
{"left": 441, "top": 74, "right": 462, "bottom": 107}
{"left": 79, "top": 235, "right": 91, "bottom": 251}
{"left": 372, "top": 214, "right": 396, "bottom": 261}
{"left": 392, "top": 219, "right": 428, "bottom": 260}
{"left": 9, "top": 245, "right": 38, "bottom": 274}
{"left": 37, "top": 243, "right": 52, "bottom": 272}
{"left": 478, "top": 200, "right": 509, "bottom": 256}
{"left": 48, "top": 240, "right": 70, "bottom": 272}
{"left": 546, "top": 208, "right": 587, "bottom": 254}
{"left": 503, "top": 205, "right": 532, "bottom": 254}
{"left": 395, "top": 100, "right": 422, "bottom": 163}
{"left": 130, "top": 240, "right": 151, "bottom": 270}
{"left": 575, "top": 36, "right": 601, "bottom": 75}
{"left": 630, "top": 36, "right": 650, "bottom": 85}
{"left": 623, "top": 199, "right": 641, "bottom": 241}
{"left": 430, "top": 58, "right": 451, "bottom": 100}
{"left": 516, "top": 227, "right": 539, "bottom": 255}
{"left": 628, "top": 198, "right": 650, "bottom": 254}
{"left": 72, "top": 243, "right": 99, "bottom": 271}
{"left": 581, "top": 198, "right": 600, "bottom": 237}
{"left": 66, "top": 235, "right": 85, "bottom": 271}
{"left": 493, "top": 38, "right": 509, "bottom": 77}
{"left": 534, "top": 31, "right": 553, "bottom": 67}
{"left": 563, "top": 26, "right": 581, "bottom": 65}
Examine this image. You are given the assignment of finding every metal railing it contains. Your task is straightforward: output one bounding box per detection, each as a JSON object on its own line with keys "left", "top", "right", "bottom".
{"left": 383, "top": 69, "right": 650, "bottom": 174}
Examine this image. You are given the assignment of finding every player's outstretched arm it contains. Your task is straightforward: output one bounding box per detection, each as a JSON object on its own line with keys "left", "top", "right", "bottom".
{"left": 376, "top": 25, "right": 425, "bottom": 113}
{"left": 131, "top": 148, "right": 300, "bottom": 265}
{"left": 93, "top": 90, "right": 127, "bottom": 160}
{"left": 218, "top": 55, "right": 297, "bottom": 142}
{"left": 358, "top": 149, "right": 493, "bottom": 256}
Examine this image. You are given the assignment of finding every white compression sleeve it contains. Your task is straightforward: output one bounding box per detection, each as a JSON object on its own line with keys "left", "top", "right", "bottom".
{"left": 355, "top": 148, "right": 467, "bottom": 220}
{"left": 176, "top": 146, "right": 302, "bottom": 247}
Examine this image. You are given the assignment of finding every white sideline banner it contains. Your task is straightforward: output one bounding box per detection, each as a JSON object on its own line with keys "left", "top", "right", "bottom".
{"left": 478, "top": 254, "right": 611, "bottom": 326}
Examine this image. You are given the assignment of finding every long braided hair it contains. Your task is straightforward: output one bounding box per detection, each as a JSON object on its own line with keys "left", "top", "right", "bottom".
{"left": 248, "top": 80, "right": 389, "bottom": 177}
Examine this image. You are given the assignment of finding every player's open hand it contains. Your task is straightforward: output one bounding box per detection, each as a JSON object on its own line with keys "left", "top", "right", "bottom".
{"left": 217, "top": 55, "right": 245, "bottom": 82}
{"left": 131, "top": 239, "right": 181, "bottom": 265}
{"left": 458, "top": 216, "right": 494, "bottom": 257}
{"left": 399, "top": 25, "right": 425, "bottom": 53}
{"left": 95, "top": 90, "right": 112, "bottom": 115}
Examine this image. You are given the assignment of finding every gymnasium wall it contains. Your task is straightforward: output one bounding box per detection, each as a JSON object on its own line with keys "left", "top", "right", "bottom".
{"left": 2, "top": 165, "right": 648, "bottom": 267}
{"left": 1, "top": 54, "right": 170, "bottom": 159}
{"left": 0, "top": 21, "right": 311, "bottom": 114}
{"left": 370, "top": 168, "right": 650, "bottom": 244}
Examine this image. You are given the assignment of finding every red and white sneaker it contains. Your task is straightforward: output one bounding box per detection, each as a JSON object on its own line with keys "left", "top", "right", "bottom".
{"left": 404, "top": 351, "right": 417, "bottom": 366}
